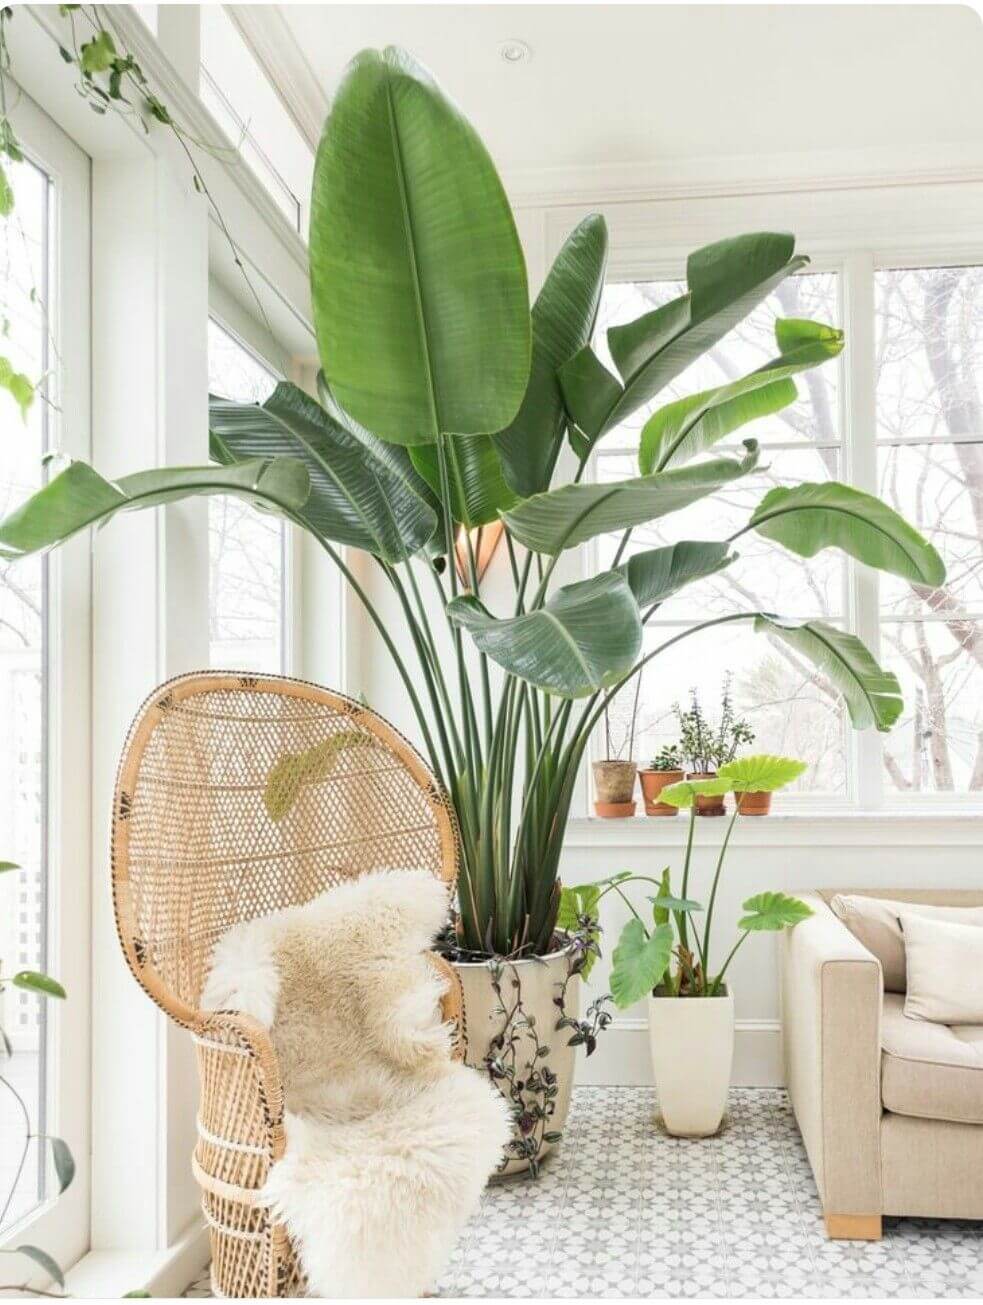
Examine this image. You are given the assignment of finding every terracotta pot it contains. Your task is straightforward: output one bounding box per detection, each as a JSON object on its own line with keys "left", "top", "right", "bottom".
{"left": 735, "top": 789, "right": 771, "bottom": 816}
{"left": 639, "top": 768, "right": 685, "bottom": 816}
{"left": 687, "top": 770, "right": 726, "bottom": 817}
{"left": 594, "top": 799, "right": 636, "bottom": 818}
{"left": 592, "top": 759, "right": 638, "bottom": 807}
{"left": 647, "top": 985, "right": 734, "bottom": 1137}
{"left": 453, "top": 943, "right": 579, "bottom": 1177}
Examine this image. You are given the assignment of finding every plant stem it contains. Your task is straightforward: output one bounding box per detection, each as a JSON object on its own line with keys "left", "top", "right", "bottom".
{"left": 701, "top": 795, "right": 743, "bottom": 972}
{"left": 710, "top": 932, "right": 749, "bottom": 995}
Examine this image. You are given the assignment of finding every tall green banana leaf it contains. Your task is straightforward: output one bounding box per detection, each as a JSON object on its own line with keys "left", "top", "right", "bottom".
{"left": 0, "top": 457, "right": 310, "bottom": 559}
{"left": 310, "top": 46, "right": 530, "bottom": 445}
{"left": 448, "top": 573, "right": 642, "bottom": 698}
{"left": 209, "top": 382, "right": 438, "bottom": 562}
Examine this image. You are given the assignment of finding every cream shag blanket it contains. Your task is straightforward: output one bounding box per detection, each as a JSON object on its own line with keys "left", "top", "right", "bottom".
{"left": 202, "top": 868, "right": 510, "bottom": 1298}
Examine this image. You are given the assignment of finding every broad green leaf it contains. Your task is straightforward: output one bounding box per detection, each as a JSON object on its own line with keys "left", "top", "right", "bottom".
{"left": 658, "top": 777, "right": 731, "bottom": 808}
{"left": 648, "top": 895, "right": 703, "bottom": 913}
{"left": 409, "top": 436, "right": 517, "bottom": 528}
{"left": 7, "top": 1245, "right": 65, "bottom": 1288}
{"left": 447, "top": 573, "right": 642, "bottom": 698}
{"left": 617, "top": 540, "right": 735, "bottom": 609}
{"left": 717, "top": 754, "right": 807, "bottom": 793}
{"left": 0, "top": 457, "right": 310, "bottom": 560}
{"left": 739, "top": 891, "right": 813, "bottom": 932}
{"left": 0, "top": 860, "right": 19, "bottom": 873}
{"left": 80, "top": 28, "right": 116, "bottom": 73}
{"left": 650, "top": 867, "right": 672, "bottom": 925}
{"left": 493, "top": 214, "right": 609, "bottom": 496}
{"left": 310, "top": 46, "right": 530, "bottom": 445}
{"left": 755, "top": 615, "right": 902, "bottom": 732}
{"left": 639, "top": 319, "right": 844, "bottom": 473}
{"left": 264, "top": 731, "right": 369, "bottom": 821}
{"left": 610, "top": 919, "right": 674, "bottom": 1008}
{"left": 0, "top": 161, "right": 13, "bottom": 217}
{"left": 561, "top": 232, "right": 808, "bottom": 442}
{"left": 12, "top": 971, "right": 66, "bottom": 999}
{"left": 48, "top": 1136, "right": 75, "bottom": 1194}
{"left": 0, "top": 356, "right": 34, "bottom": 419}
{"left": 502, "top": 443, "right": 759, "bottom": 555}
{"left": 749, "top": 482, "right": 945, "bottom": 587}
{"left": 210, "top": 383, "right": 437, "bottom": 561}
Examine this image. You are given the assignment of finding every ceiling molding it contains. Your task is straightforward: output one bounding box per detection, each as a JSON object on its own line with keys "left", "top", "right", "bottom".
{"left": 227, "top": 4, "right": 328, "bottom": 152}
{"left": 502, "top": 143, "right": 983, "bottom": 209}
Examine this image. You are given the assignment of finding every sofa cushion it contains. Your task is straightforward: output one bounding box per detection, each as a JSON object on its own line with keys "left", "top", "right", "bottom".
{"left": 829, "top": 894, "right": 983, "bottom": 992}
{"left": 881, "top": 992, "right": 983, "bottom": 1124}
{"left": 901, "top": 911, "right": 983, "bottom": 1024}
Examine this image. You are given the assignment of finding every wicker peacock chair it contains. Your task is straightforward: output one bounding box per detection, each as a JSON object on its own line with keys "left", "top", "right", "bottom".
{"left": 111, "top": 672, "right": 464, "bottom": 1298}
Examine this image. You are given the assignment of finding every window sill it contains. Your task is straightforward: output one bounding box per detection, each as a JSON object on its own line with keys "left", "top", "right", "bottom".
{"left": 564, "top": 809, "right": 983, "bottom": 847}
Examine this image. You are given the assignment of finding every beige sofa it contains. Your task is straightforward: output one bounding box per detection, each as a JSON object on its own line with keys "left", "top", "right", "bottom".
{"left": 782, "top": 888, "right": 983, "bottom": 1241}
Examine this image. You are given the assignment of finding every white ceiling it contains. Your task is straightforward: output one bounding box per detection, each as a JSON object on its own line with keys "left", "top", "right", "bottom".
{"left": 269, "top": 4, "right": 983, "bottom": 175}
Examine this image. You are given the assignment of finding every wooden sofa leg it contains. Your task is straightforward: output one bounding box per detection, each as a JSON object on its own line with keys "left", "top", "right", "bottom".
{"left": 825, "top": 1214, "right": 882, "bottom": 1240}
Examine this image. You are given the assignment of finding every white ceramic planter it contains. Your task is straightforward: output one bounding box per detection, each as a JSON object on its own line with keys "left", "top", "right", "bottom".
{"left": 647, "top": 987, "right": 734, "bottom": 1137}
{"left": 454, "top": 945, "right": 579, "bottom": 1176}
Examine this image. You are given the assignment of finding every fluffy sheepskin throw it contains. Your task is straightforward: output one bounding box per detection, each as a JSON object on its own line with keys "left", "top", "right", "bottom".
{"left": 202, "top": 868, "right": 510, "bottom": 1298}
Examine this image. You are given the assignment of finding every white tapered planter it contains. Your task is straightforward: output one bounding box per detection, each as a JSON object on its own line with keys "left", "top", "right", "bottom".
{"left": 647, "top": 987, "right": 734, "bottom": 1137}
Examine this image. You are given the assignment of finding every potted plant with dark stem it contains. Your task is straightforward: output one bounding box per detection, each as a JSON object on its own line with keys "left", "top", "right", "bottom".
{"left": 639, "top": 742, "right": 685, "bottom": 816}
{"left": 0, "top": 47, "right": 945, "bottom": 1174}
{"left": 562, "top": 755, "right": 810, "bottom": 1137}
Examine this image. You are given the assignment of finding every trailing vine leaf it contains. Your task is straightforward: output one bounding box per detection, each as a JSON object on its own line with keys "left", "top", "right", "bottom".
{"left": 4, "top": 1245, "right": 65, "bottom": 1288}
{"left": 80, "top": 28, "right": 116, "bottom": 75}
{"left": 12, "top": 970, "right": 66, "bottom": 999}
{"left": 738, "top": 891, "right": 813, "bottom": 932}
{"left": 0, "top": 356, "right": 35, "bottom": 419}
{"left": 610, "top": 919, "right": 674, "bottom": 1008}
{"left": 0, "top": 159, "right": 13, "bottom": 216}
{"left": 48, "top": 1136, "right": 75, "bottom": 1194}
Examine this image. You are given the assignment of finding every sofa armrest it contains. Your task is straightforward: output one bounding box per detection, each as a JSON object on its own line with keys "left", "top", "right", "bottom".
{"left": 781, "top": 894, "right": 883, "bottom": 1218}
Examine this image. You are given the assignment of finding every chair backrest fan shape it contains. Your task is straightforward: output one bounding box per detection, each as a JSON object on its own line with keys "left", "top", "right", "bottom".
{"left": 112, "top": 673, "right": 459, "bottom": 1025}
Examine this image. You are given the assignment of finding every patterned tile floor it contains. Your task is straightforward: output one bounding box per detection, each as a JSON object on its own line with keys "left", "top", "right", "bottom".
{"left": 184, "top": 1087, "right": 983, "bottom": 1299}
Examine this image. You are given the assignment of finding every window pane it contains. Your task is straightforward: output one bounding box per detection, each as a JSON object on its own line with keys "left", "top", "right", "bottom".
{"left": 881, "top": 621, "right": 983, "bottom": 795}
{"left": 876, "top": 266, "right": 983, "bottom": 797}
{"left": 602, "top": 621, "right": 847, "bottom": 795}
{"left": 595, "top": 272, "right": 840, "bottom": 451}
{"left": 207, "top": 322, "right": 282, "bottom": 673}
{"left": 0, "top": 155, "right": 49, "bottom": 1226}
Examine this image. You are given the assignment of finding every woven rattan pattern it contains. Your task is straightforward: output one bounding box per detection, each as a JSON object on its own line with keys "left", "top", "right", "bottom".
{"left": 111, "top": 672, "right": 463, "bottom": 1297}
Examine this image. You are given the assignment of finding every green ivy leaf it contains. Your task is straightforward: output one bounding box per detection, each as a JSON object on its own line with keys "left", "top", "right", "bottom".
{"left": 610, "top": 919, "right": 674, "bottom": 1009}
{"left": 12, "top": 970, "right": 66, "bottom": 999}
{"left": 738, "top": 891, "right": 813, "bottom": 932}
{"left": 48, "top": 1136, "right": 75, "bottom": 1193}
{"left": 0, "top": 161, "right": 13, "bottom": 218}
{"left": 80, "top": 28, "right": 116, "bottom": 75}
{"left": 0, "top": 356, "right": 35, "bottom": 419}
{"left": 4, "top": 1245, "right": 65, "bottom": 1288}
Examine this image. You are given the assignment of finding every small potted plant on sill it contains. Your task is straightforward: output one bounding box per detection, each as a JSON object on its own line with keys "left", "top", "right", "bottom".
{"left": 563, "top": 755, "right": 810, "bottom": 1137}
{"left": 639, "top": 743, "right": 685, "bottom": 816}
{"left": 592, "top": 704, "right": 638, "bottom": 817}
{"left": 674, "top": 679, "right": 755, "bottom": 816}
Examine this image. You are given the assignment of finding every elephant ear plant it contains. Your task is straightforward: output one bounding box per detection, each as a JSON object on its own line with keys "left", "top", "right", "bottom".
{"left": 563, "top": 755, "right": 813, "bottom": 1006}
{"left": 0, "top": 47, "right": 943, "bottom": 967}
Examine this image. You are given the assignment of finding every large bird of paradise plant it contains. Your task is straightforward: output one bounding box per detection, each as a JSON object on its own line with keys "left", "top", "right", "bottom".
{"left": 0, "top": 48, "right": 944, "bottom": 959}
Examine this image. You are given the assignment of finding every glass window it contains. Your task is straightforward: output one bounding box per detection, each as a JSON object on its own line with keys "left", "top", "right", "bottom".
{"left": 207, "top": 320, "right": 284, "bottom": 673}
{"left": 199, "top": 6, "right": 312, "bottom": 233}
{"left": 876, "top": 266, "right": 983, "bottom": 795}
{"left": 0, "top": 153, "right": 50, "bottom": 1228}
{"left": 594, "top": 273, "right": 847, "bottom": 796}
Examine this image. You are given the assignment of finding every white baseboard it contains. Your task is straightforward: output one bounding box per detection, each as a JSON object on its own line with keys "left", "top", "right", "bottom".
{"left": 578, "top": 1018, "right": 784, "bottom": 1088}
{"left": 64, "top": 1216, "right": 209, "bottom": 1299}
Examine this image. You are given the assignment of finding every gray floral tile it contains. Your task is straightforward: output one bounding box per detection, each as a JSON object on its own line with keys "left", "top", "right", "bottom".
{"left": 183, "top": 1087, "right": 983, "bottom": 1299}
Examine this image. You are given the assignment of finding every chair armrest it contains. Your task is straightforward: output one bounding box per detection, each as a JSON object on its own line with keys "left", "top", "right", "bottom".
{"left": 781, "top": 894, "right": 883, "bottom": 1216}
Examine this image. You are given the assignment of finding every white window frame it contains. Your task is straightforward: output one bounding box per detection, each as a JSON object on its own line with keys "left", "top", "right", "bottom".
{"left": 0, "top": 88, "right": 92, "bottom": 1274}
{"left": 535, "top": 184, "right": 983, "bottom": 818}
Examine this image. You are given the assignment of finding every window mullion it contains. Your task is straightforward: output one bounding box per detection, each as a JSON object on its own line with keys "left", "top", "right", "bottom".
{"left": 843, "top": 251, "right": 883, "bottom": 810}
